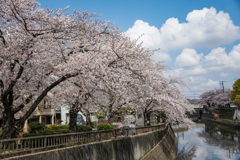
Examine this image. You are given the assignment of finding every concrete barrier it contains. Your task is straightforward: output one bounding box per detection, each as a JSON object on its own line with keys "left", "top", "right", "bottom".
{"left": 7, "top": 126, "right": 177, "bottom": 160}
{"left": 141, "top": 126, "right": 177, "bottom": 160}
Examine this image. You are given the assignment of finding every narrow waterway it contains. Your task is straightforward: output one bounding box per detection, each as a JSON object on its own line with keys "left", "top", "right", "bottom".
{"left": 175, "top": 121, "right": 240, "bottom": 160}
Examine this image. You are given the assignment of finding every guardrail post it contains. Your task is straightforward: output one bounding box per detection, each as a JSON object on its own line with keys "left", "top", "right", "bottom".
{"left": 87, "top": 133, "right": 90, "bottom": 143}
{"left": 99, "top": 132, "right": 102, "bottom": 141}
{"left": 115, "top": 130, "right": 117, "bottom": 139}
{"left": 44, "top": 136, "right": 47, "bottom": 150}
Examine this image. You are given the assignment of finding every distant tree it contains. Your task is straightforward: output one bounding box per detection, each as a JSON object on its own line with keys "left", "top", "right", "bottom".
{"left": 200, "top": 89, "right": 231, "bottom": 107}
{"left": 213, "top": 89, "right": 231, "bottom": 107}
{"left": 231, "top": 79, "right": 240, "bottom": 108}
{"left": 200, "top": 90, "right": 217, "bottom": 106}
{"left": 188, "top": 99, "right": 201, "bottom": 104}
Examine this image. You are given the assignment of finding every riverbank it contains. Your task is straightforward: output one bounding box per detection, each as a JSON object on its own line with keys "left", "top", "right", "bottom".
{"left": 202, "top": 117, "right": 240, "bottom": 131}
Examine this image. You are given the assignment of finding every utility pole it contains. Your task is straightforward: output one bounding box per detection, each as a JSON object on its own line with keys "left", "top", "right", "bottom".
{"left": 220, "top": 81, "right": 226, "bottom": 93}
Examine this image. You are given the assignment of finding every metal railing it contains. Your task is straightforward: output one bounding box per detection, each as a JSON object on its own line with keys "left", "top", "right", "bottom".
{"left": 0, "top": 124, "right": 165, "bottom": 158}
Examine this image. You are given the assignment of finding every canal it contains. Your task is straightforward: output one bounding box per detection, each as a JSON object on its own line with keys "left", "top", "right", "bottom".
{"left": 175, "top": 121, "right": 240, "bottom": 160}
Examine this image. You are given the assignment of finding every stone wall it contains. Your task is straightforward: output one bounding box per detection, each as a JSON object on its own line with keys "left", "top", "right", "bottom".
{"left": 7, "top": 126, "right": 176, "bottom": 160}
{"left": 140, "top": 126, "right": 177, "bottom": 160}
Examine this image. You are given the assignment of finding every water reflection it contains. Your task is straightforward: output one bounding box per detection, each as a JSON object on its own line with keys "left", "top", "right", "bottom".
{"left": 175, "top": 144, "right": 197, "bottom": 160}
{"left": 175, "top": 122, "right": 240, "bottom": 160}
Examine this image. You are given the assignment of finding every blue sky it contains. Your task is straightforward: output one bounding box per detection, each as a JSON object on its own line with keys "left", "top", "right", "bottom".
{"left": 38, "top": 0, "right": 240, "bottom": 99}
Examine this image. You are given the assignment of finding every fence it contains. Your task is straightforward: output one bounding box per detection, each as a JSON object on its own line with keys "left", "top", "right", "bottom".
{"left": 0, "top": 124, "right": 165, "bottom": 158}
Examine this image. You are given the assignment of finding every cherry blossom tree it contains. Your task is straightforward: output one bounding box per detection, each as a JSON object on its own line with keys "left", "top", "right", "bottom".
{"left": 52, "top": 77, "right": 100, "bottom": 132}
{"left": 200, "top": 90, "right": 217, "bottom": 107}
{"left": 0, "top": 0, "right": 116, "bottom": 138}
{"left": 127, "top": 65, "right": 195, "bottom": 127}
{"left": 213, "top": 88, "right": 231, "bottom": 106}
{"left": 0, "top": 0, "right": 196, "bottom": 139}
{"left": 89, "top": 34, "right": 195, "bottom": 127}
{"left": 200, "top": 88, "right": 231, "bottom": 107}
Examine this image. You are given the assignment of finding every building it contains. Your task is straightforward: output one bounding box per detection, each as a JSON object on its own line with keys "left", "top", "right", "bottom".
{"left": 22, "top": 92, "right": 56, "bottom": 132}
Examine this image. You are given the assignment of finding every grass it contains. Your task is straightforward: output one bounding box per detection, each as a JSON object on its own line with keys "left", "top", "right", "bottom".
{"left": 214, "top": 109, "right": 235, "bottom": 119}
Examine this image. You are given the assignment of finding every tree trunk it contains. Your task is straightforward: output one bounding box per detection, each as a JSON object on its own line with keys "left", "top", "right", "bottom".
{"left": 1, "top": 88, "right": 18, "bottom": 139}
{"left": 107, "top": 113, "right": 114, "bottom": 124}
{"left": 86, "top": 113, "right": 92, "bottom": 127}
{"left": 144, "top": 112, "right": 148, "bottom": 126}
{"left": 1, "top": 110, "right": 17, "bottom": 139}
{"left": 69, "top": 108, "right": 78, "bottom": 132}
{"left": 157, "top": 115, "right": 160, "bottom": 124}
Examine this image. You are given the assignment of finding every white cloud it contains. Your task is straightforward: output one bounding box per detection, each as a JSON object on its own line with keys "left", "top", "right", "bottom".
{"left": 125, "top": 7, "right": 240, "bottom": 95}
{"left": 202, "top": 79, "right": 219, "bottom": 87}
{"left": 203, "top": 43, "right": 240, "bottom": 71}
{"left": 125, "top": 7, "right": 240, "bottom": 61}
{"left": 152, "top": 51, "right": 171, "bottom": 62}
{"left": 125, "top": 20, "right": 162, "bottom": 49}
{"left": 188, "top": 76, "right": 207, "bottom": 84}
{"left": 164, "top": 65, "right": 208, "bottom": 83}
{"left": 188, "top": 66, "right": 208, "bottom": 76}
{"left": 169, "top": 43, "right": 240, "bottom": 78}
{"left": 219, "top": 72, "right": 229, "bottom": 77}
{"left": 175, "top": 48, "right": 203, "bottom": 67}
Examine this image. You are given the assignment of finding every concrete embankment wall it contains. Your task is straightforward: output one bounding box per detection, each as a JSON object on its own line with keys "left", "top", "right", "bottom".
{"left": 7, "top": 126, "right": 177, "bottom": 160}
{"left": 141, "top": 126, "right": 177, "bottom": 160}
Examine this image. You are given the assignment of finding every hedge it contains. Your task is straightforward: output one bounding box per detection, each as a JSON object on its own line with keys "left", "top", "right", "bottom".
{"left": 76, "top": 125, "right": 92, "bottom": 132}
{"left": 23, "top": 129, "right": 71, "bottom": 137}
{"left": 97, "top": 123, "right": 115, "bottom": 130}
{"left": 23, "top": 124, "right": 71, "bottom": 137}
{"left": 29, "top": 122, "right": 46, "bottom": 133}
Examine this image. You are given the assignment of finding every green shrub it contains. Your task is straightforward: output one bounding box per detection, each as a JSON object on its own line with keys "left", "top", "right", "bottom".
{"left": 43, "top": 130, "right": 55, "bottom": 135}
{"left": 16, "top": 127, "right": 23, "bottom": 134}
{"left": 14, "top": 127, "right": 23, "bottom": 137}
{"left": 45, "top": 125, "right": 69, "bottom": 133}
{"left": 45, "top": 127, "right": 54, "bottom": 132}
{"left": 23, "top": 124, "right": 71, "bottom": 137}
{"left": 45, "top": 126, "right": 71, "bottom": 134}
{"left": 159, "top": 115, "right": 166, "bottom": 123}
{"left": 23, "top": 133, "right": 41, "bottom": 137}
{"left": 29, "top": 122, "right": 46, "bottom": 133}
{"left": 23, "top": 129, "right": 71, "bottom": 137}
{"left": 76, "top": 125, "right": 92, "bottom": 132}
{"left": 47, "top": 125, "right": 69, "bottom": 131}
{"left": 57, "top": 129, "right": 71, "bottom": 134}
{"left": 96, "top": 109, "right": 105, "bottom": 119}
{"left": 97, "top": 123, "right": 115, "bottom": 130}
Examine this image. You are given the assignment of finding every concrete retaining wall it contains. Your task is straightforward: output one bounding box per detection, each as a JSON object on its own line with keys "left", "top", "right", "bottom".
{"left": 141, "top": 126, "right": 177, "bottom": 160}
{"left": 7, "top": 126, "right": 176, "bottom": 160}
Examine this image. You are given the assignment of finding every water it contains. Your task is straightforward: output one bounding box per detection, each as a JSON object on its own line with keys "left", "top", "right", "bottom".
{"left": 175, "top": 122, "right": 240, "bottom": 160}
